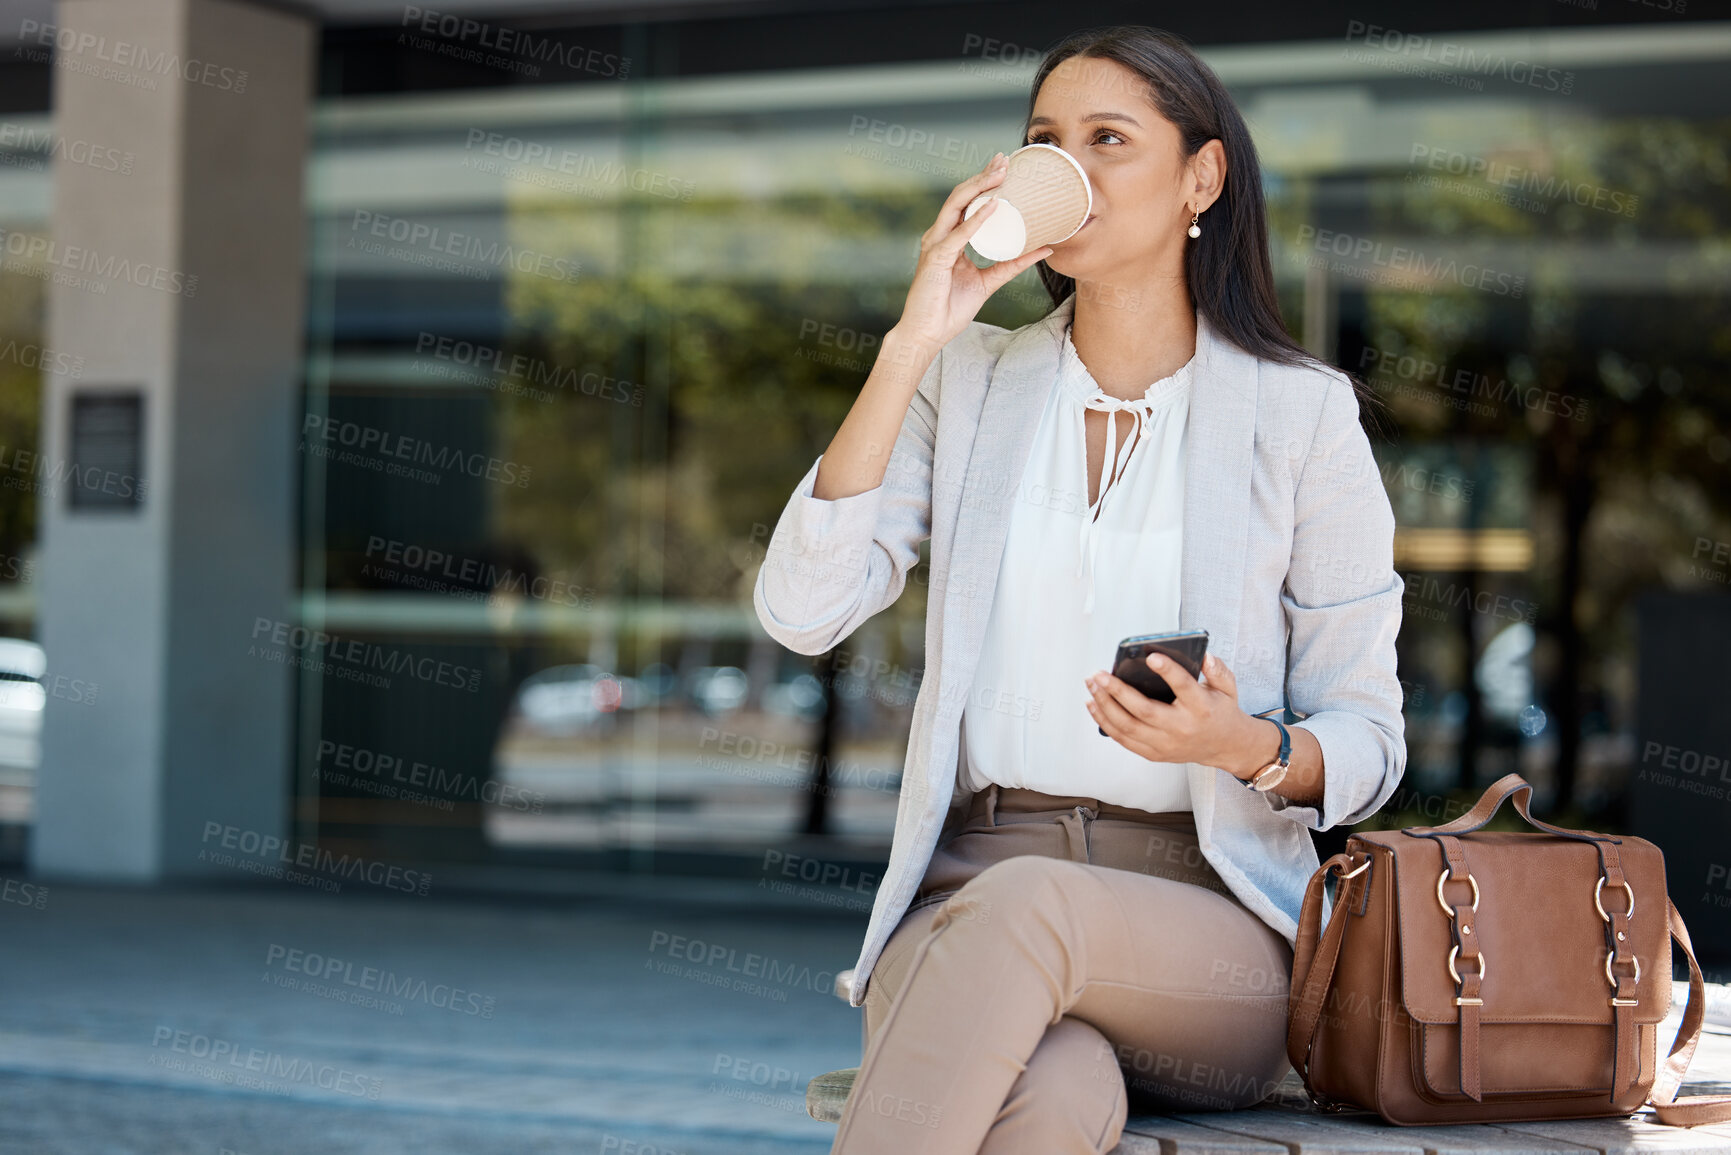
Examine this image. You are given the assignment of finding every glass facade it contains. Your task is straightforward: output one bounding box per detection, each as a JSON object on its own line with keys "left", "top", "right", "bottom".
{"left": 0, "top": 109, "right": 50, "bottom": 864}
{"left": 3, "top": 15, "right": 1730, "bottom": 879}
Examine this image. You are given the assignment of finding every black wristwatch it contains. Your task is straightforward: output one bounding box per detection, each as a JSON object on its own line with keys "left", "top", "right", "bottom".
{"left": 1245, "top": 716, "right": 1291, "bottom": 792}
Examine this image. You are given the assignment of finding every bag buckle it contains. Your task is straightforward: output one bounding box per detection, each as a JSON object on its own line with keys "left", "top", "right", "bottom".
{"left": 1605, "top": 948, "right": 1641, "bottom": 1004}
{"left": 1447, "top": 943, "right": 1488, "bottom": 986}
{"left": 1436, "top": 867, "right": 1480, "bottom": 917}
{"left": 1596, "top": 875, "right": 1639, "bottom": 1006}
{"left": 1595, "top": 875, "right": 1635, "bottom": 922}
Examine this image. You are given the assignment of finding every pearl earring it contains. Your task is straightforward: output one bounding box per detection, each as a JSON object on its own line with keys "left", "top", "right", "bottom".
{"left": 1187, "top": 211, "right": 1201, "bottom": 239}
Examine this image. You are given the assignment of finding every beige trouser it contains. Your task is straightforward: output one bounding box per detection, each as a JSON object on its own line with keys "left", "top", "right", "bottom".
{"left": 832, "top": 784, "right": 1294, "bottom": 1155}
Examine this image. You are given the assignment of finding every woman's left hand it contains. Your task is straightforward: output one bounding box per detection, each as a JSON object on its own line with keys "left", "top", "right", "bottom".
{"left": 1084, "top": 653, "right": 1264, "bottom": 773}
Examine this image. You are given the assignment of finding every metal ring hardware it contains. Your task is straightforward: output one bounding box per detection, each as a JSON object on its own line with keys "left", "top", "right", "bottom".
{"left": 1595, "top": 875, "right": 1635, "bottom": 922}
{"left": 1332, "top": 855, "right": 1371, "bottom": 881}
{"left": 1604, "top": 948, "right": 1641, "bottom": 990}
{"left": 1447, "top": 944, "right": 1488, "bottom": 986}
{"left": 1436, "top": 869, "right": 1481, "bottom": 918}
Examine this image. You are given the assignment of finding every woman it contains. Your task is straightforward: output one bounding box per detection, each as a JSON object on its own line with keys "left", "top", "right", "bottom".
{"left": 753, "top": 25, "right": 1405, "bottom": 1155}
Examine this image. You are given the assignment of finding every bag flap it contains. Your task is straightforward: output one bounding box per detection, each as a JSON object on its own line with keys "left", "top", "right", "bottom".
{"left": 1356, "top": 830, "right": 1671, "bottom": 1026}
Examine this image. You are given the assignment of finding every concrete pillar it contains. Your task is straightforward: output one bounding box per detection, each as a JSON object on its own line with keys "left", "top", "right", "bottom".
{"left": 31, "top": 0, "right": 313, "bottom": 880}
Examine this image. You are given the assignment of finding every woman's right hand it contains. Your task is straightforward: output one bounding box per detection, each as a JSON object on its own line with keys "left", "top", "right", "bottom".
{"left": 893, "top": 151, "right": 1056, "bottom": 355}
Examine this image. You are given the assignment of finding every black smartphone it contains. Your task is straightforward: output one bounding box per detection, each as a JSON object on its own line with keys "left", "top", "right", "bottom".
{"left": 1096, "top": 629, "right": 1209, "bottom": 736}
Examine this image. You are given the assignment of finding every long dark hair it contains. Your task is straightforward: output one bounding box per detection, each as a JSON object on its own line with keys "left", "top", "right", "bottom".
{"left": 1025, "top": 26, "right": 1383, "bottom": 427}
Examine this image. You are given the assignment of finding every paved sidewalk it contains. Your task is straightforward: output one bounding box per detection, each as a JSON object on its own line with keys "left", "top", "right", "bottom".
{"left": 9, "top": 880, "right": 1727, "bottom": 1154}
{"left": 0, "top": 880, "right": 869, "bottom": 1154}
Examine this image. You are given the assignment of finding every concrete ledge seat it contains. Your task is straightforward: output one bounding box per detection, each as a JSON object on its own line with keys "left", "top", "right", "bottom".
{"left": 810, "top": 972, "right": 1731, "bottom": 1152}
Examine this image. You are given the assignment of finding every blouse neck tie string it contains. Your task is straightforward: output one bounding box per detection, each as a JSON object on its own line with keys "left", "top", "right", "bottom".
{"left": 1076, "top": 391, "right": 1157, "bottom": 615}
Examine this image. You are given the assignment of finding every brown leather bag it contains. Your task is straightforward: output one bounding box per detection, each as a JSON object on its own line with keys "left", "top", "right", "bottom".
{"left": 1287, "top": 772, "right": 1731, "bottom": 1126}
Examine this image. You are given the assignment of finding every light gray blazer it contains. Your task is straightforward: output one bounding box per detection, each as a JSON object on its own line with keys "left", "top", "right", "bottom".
{"left": 753, "top": 291, "right": 1406, "bottom": 1008}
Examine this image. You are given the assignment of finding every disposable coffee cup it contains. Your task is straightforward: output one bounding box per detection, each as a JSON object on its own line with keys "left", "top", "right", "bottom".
{"left": 963, "top": 143, "right": 1093, "bottom": 262}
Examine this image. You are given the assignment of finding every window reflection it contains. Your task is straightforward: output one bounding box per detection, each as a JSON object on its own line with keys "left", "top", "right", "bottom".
{"left": 290, "top": 28, "right": 1731, "bottom": 863}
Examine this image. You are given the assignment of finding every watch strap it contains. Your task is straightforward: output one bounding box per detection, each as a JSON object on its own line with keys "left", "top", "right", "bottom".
{"left": 1246, "top": 717, "right": 1292, "bottom": 791}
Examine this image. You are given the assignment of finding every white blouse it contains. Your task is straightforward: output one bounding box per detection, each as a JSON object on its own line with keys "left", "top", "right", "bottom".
{"left": 959, "top": 322, "right": 1196, "bottom": 813}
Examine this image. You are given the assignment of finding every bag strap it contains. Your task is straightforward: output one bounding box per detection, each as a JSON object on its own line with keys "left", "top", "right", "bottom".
{"left": 1286, "top": 851, "right": 1367, "bottom": 1099}
{"left": 1402, "top": 772, "right": 1618, "bottom": 845}
{"left": 1650, "top": 898, "right": 1731, "bottom": 1126}
{"left": 1434, "top": 834, "right": 1486, "bottom": 1101}
{"left": 1287, "top": 852, "right": 1731, "bottom": 1126}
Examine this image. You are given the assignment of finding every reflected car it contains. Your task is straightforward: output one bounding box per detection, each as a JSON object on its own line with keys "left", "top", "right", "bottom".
{"left": 0, "top": 637, "right": 45, "bottom": 773}
{"left": 511, "top": 664, "right": 641, "bottom": 736}
{"left": 635, "top": 661, "right": 679, "bottom": 706}
{"left": 762, "top": 672, "right": 826, "bottom": 720}
{"left": 688, "top": 666, "right": 749, "bottom": 715}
